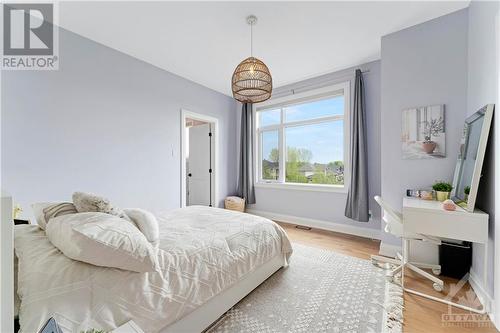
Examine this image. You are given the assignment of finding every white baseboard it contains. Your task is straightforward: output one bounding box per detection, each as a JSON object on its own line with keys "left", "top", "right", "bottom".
{"left": 246, "top": 209, "right": 380, "bottom": 240}
{"left": 378, "top": 242, "right": 401, "bottom": 258}
{"left": 469, "top": 270, "right": 495, "bottom": 323}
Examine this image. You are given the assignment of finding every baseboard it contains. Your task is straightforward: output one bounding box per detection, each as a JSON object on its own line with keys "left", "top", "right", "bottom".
{"left": 246, "top": 209, "right": 380, "bottom": 240}
{"left": 378, "top": 242, "right": 401, "bottom": 258}
{"left": 469, "top": 270, "right": 495, "bottom": 323}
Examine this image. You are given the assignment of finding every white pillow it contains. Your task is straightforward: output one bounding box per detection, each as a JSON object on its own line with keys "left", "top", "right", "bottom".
{"left": 124, "top": 208, "right": 159, "bottom": 243}
{"left": 46, "top": 212, "right": 159, "bottom": 273}
{"left": 32, "top": 202, "right": 78, "bottom": 230}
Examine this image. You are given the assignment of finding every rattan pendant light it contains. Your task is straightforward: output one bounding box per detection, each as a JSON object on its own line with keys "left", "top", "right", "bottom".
{"left": 232, "top": 15, "right": 272, "bottom": 104}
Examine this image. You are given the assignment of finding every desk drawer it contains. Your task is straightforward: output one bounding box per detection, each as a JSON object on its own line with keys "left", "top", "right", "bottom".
{"left": 403, "top": 208, "right": 488, "bottom": 244}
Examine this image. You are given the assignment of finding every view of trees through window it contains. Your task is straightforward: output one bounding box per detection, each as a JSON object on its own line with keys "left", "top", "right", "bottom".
{"left": 259, "top": 92, "right": 345, "bottom": 186}
{"left": 262, "top": 147, "right": 344, "bottom": 185}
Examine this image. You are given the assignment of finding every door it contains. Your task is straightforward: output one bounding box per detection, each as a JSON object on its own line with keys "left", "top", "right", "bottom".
{"left": 187, "top": 123, "right": 212, "bottom": 206}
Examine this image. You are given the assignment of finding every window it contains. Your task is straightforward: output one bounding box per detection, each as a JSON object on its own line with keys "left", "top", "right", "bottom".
{"left": 256, "top": 82, "right": 349, "bottom": 190}
{"left": 261, "top": 130, "right": 279, "bottom": 180}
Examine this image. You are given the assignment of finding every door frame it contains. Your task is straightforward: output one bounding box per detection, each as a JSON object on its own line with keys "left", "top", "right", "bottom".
{"left": 180, "top": 109, "right": 219, "bottom": 208}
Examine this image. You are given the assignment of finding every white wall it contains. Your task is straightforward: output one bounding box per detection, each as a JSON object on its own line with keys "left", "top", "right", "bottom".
{"left": 247, "top": 61, "right": 381, "bottom": 236}
{"left": 467, "top": 0, "right": 499, "bottom": 321}
{"left": 1, "top": 27, "right": 238, "bottom": 219}
{"left": 380, "top": 9, "right": 468, "bottom": 251}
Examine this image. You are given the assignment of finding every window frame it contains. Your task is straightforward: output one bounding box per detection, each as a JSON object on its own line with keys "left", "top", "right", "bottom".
{"left": 254, "top": 82, "right": 351, "bottom": 193}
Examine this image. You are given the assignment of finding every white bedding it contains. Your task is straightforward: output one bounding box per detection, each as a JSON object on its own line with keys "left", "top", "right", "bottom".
{"left": 15, "top": 206, "right": 292, "bottom": 333}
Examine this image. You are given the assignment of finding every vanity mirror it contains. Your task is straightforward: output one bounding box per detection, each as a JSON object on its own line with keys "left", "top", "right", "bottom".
{"left": 451, "top": 104, "right": 494, "bottom": 212}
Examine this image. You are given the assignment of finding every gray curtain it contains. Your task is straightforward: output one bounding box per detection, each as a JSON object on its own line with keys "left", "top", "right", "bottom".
{"left": 237, "top": 103, "right": 256, "bottom": 204}
{"left": 345, "top": 69, "right": 369, "bottom": 222}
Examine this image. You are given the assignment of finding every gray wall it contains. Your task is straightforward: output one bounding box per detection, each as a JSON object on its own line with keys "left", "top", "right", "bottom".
{"left": 1, "top": 27, "right": 238, "bottom": 217}
{"left": 467, "top": 0, "right": 499, "bottom": 307}
{"left": 380, "top": 9, "right": 469, "bottom": 246}
{"left": 248, "top": 60, "right": 382, "bottom": 231}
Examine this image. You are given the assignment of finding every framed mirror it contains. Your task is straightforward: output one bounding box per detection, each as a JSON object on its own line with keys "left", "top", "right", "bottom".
{"left": 451, "top": 104, "right": 494, "bottom": 212}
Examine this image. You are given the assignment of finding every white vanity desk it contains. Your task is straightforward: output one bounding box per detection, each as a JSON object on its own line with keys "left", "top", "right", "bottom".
{"left": 402, "top": 197, "right": 489, "bottom": 313}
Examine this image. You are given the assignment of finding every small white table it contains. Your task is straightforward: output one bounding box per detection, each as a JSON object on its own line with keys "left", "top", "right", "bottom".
{"left": 402, "top": 197, "right": 489, "bottom": 313}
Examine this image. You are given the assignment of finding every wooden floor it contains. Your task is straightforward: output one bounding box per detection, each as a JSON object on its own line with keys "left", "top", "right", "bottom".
{"left": 278, "top": 221, "right": 498, "bottom": 333}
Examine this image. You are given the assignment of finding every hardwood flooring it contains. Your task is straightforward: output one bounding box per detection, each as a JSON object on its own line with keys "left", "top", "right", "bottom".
{"left": 277, "top": 221, "right": 498, "bottom": 333}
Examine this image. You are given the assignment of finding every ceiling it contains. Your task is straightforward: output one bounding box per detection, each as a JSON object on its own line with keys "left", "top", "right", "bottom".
{"left": 58, "top": 1, "right": 469, "bottom": 96}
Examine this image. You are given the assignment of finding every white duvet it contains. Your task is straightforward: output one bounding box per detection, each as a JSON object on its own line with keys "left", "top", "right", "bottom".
{"left": 15, "top": 206, "right": 292, "bottom": 333}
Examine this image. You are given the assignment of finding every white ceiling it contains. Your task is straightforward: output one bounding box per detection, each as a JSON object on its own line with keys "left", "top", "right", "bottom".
{"left": 58, "top": 1, "right": 469, "bottom": 96}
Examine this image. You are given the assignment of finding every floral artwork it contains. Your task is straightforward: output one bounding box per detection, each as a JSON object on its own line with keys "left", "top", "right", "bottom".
{"left": 402, "top": 105, "right": 445, "bottom": 159}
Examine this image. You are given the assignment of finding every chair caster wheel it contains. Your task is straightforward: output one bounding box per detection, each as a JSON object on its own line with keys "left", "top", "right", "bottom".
{"left": 386, "top": 275, "right": 394, "bottom": 283}
{"left": 433, "top": 283, "right": 443, "bottom": 292}
{"left": 432, "top": 268, "right": 441, "bottom": 275}
{"left": 371, "top": 258, "right": 378, "bottom": 266}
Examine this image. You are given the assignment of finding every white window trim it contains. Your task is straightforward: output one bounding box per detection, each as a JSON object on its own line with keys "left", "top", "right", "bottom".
{"left": 253, "top": 81, "right": 351, "bottom": 193}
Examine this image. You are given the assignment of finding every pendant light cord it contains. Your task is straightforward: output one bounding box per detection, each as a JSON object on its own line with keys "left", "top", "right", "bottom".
{"left": 250, "top": 22, "right": 253, "bottom": 57}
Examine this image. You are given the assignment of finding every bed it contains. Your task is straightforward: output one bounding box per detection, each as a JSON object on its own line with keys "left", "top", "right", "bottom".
{"left": 13, "top": 205, "right": 293, "bottom": 333}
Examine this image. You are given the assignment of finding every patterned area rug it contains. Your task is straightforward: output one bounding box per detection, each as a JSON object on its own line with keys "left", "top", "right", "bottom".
{"left": 210, "top": 243, "right": 403, "bottom": 333}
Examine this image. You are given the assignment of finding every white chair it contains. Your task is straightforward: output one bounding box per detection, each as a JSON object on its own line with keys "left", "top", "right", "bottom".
{"left": 371, "top": 195, "right": 444, "bottom": 292}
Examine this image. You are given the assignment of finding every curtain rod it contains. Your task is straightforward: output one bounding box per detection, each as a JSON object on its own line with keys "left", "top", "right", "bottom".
{"left": 272, "top": 69, "right": 371, "bottom": 99}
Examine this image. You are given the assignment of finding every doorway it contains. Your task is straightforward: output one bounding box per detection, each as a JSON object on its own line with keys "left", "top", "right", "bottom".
{"left": 181, "top": 110, "right": 218, "bottom": 208}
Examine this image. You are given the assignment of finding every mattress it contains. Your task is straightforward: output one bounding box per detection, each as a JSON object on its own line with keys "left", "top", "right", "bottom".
{"left": 14, "top": 206, "right": 293, "bottom": 333}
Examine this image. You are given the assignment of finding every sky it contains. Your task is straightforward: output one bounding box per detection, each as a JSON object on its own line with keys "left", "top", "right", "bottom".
{"left": 260, "top": 96, "right": 344, "bottom": 164}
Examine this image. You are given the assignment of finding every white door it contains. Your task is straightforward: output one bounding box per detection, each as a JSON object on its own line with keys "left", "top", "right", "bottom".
{"left": 187, "top": 123, "right": 212, "bottom": 206}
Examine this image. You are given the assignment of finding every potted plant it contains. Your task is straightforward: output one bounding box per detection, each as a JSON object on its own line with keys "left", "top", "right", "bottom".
{"left": 421, "top": 116, "right": 444, "bottom": 154}
{"left": 432, "top": 181, "right": 453, "bottom": 202}
{"left": 464, "top": 186, "right": 470, "bottom": 202}
{"left": 422, "top": 135, "right": 437, "bottom": 154}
